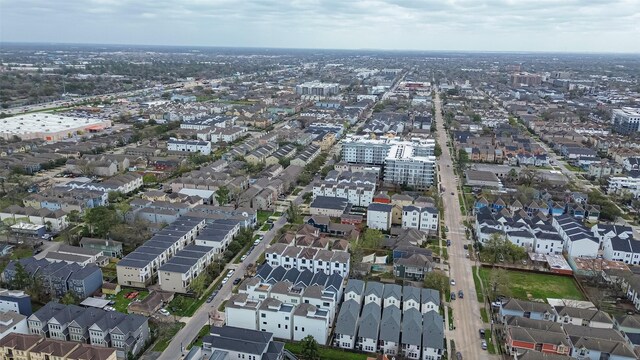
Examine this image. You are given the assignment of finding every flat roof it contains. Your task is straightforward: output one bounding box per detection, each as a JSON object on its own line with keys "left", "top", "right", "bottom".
{"left": 80, "top": 297, "right": 110, "bottom": 309}
{"left": 0, "top": 113, "right": 109, "bottom": 136}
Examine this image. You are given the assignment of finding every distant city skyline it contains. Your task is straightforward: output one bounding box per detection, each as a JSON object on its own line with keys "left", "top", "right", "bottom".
{"left": 1, "top": 0, "right": 640, "bottom": 53}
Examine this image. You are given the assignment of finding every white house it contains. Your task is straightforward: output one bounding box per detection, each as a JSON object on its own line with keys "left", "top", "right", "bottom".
{"left": 258, "top": 298, "right": 294, "bottom": 340}
{"left": 383, "top": 284, "right": 402, "bottom": 309}
{"left": 225, "top": 294, "right": 260, "bottom": 330}
{"left": 401, "top": 308, "right": 423, "bottom": 359}
{"left": 552, "top": 215, "right": 599, "bottom": 258}
{"left": 554, "top": 306, "right": 614, "bottom": 329}
{"left": 422, "top": 311, "right": 445, "bottom": 360}
{"left": 403, "top": 286, "right": 421, "bottom": 312}
{"left": 167, "top": 138, "right": 212, "bottom": 155}
{"left": 421, "top": 288, "right": 440, "bottom": 314}
{"left": 603, "top": 236, "right": 640, "bottom": 265}
{"left": 0, "top": 311, "right": 28, "bottom": 340}
{"left": 364, "top": 282, "right": 384, "bottom": 306}
{"left": 292, "top": 303, "right": 331, "bottom": 345}
{"left": 367, "top": 203, "right": 393, "bottom": 231}
{"left": 402, "top": 205, "right": 439, "bottom": 234}
{"left": 356, "top": 302, "right": 381, "bottom": 353}
{"left": 334, "top": 299, "right": 361, "bottom": 349}
{"left": 379, "top": 306, "right": 401, "bottom": 355}
{"left": 344, "top": 279, "right": 365, "bottom": 304}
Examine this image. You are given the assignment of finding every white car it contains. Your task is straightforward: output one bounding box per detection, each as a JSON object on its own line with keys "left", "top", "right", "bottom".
{"left": 240, "top": 255, "right": 247, "bottom": 261}
{"left": 159, "top": 309, "right": 170, "bottom": 316}
{"left": 253, "top": 239, "right": 261, "bottom": 246}
{"left": 221, "top": 277, "right": 229, "bottom": 284}
{"left": 450, "top": 279, "right": 456, "bottom": 286}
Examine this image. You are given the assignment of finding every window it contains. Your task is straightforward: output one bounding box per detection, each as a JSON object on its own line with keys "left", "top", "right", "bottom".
{"left": 261, "top": 314, "right": 266, "bottom": 318}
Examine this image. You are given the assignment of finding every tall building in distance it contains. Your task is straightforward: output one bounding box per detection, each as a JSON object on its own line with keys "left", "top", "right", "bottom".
{"left": 612, "top": 107, "right": 640, "bottom": 135}
{"left": 510, "top": 72, "right": 542, "bottom": 87}
{"left": 342, "top": 136, "right": 436, "bottom": 190}
{"left": 296, "top": 81, "right": 340, "bottom": 97}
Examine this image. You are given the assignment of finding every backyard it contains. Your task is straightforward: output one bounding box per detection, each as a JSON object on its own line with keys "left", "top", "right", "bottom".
{"left": 257, "top": 210, "right": 273, "bottom": 225}
{"left": 285, "top": 342, "right": 369, "bottom": 360}
{"left": 112, "top": 289, "right": 150, "bottom": 313}
{"left": 478, "top": 268, "right": 585, "bottom": 301}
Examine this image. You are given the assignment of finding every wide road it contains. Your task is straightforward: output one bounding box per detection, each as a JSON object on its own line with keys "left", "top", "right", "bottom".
{"left": 434, "top": 92, "right": 491, "bottom": 360}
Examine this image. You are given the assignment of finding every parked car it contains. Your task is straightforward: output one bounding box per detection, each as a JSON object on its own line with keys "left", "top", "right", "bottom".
{"left": 240, "top": 255, "right": 247, "bottom": 261}
{"left": 253, "top": 239, "right": 261, "bottom": 246}
{"left": 233, "top": 278, "right": 241, "bottom": 285}
{"left": 159, "top": 309, "right": 170, "bottom": 316}
{"left": 479, "top": 329, "right": 485, "bottom": 339}
{"left": 221, "top": 277, "right": 229, "bottom": 285}
{"left": 481, "top": 341, "right": 487, "bottom": 350}
{"left": 456, "top": 352, "right": 463, "bottom": 360}
{"left": 458, "top": 290, "right": 464, "bottom": 299}
{"left": 450, "top": 279, "right": 456, "bottom": 286}
{"left": 463, "top": 244, "right": 468, "bottom": 250}
{"left": 450, "top": 292, "right": 456, "bottom": 300}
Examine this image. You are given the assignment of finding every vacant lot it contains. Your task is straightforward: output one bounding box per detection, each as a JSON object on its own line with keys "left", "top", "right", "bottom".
{"left": 478, "top": 268, "right": 585, "bottom": 301}
{"left": 285, "top": 342, "right": 368, "bottom": 360}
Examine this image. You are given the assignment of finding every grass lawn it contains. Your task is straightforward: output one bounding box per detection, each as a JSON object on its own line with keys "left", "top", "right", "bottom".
{"left": 112, "top": 289, "right": 149, "bottom": 313}
{"left": 152, "top": 322, "right": 185, "bottom": 352}
{"left": 10, "top": 246, "right": 34, "bottom": 260}
{"left": 257, "top": 210, "right": 273, "bottom": 224}
{"left": 260, "top": 223, "right": 271, "bottom": 231}
{"left": 188, "top": 324, "right": 211, "bottom": 349}
{"left": 480, "top": 308, "right": 489, "bottom": 323}
{"left": 273, "top": 212, "right": 283, "bottom": 217}
{"left": 448, "top": 307, "right": 454, "bottom": 326}
{"left": 484, "top": 330, "right": 496, "bottom": 354}
{"left": 478, "top": 268, "right": 585, "bottom": 301}
{"left": 564, "top": 163, "right": 585, "bottom": 172}
{"left": 472, "top": 266, "right": 485, "bottom": 302}
{"left": 292, "top": 188, "right": 302, "bottom": 196}
{"left": 285, "top": 342, "right": 368, "bottom": 360}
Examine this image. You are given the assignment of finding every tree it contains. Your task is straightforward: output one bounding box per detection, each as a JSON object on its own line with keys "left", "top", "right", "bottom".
{"left": 287, "top": 203, "right": 302, "bottom": 224}
{"left": 61, "top": 292, "right": 79, "bottom": 305}
{"left": 227, "top": 241, "right": 242, "bottom": 255}
{"left": 300, "top": 335, "right": 320, "bottom": 360}
{"left": 215, "top": 186, "right": 230, "bottom": 206}
{"left": 108, "top": 191, "right": 124, "bottom": 203}
{"left": 320, "top": 165, "right": 333, "bottom": 178}
{"left": 142, "top": 174, "right": 157, "bottom": 184}
{"left": 472, "top": 113, "right": 482, "bottom": 123}
{"left": 278, "top": 157, "right": 291, "bottom": 168}
{"left": 361, "top": 228, "right": 383, "bottom": 249}
{"left": 11, "top": 262, "right": 30, "bottom": 290}
{"left": 423, "top": 271, "right": 449, "bottom": 294}
{"left": 189, "top": 273, "right": 208, "bottom": 298}
{"left": 67, "top": 210, "right": 82, "bottom": 224}
{"left": 84, "top": 206, "right": 120, "bottom": 238}
{"left": 434, "top": 143, "right": 442, "bottom": 157}
{"left": 487, "top": 268, "right": 511, "bottom": 300}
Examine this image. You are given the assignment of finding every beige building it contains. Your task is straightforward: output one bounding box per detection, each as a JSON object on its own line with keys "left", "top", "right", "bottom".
{"left": 0, "top": 333, "right": 117, "bottom": 360}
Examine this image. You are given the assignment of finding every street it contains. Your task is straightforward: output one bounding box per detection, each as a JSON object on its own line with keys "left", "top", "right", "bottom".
{"left": 157, "top": 203, "right": 290, "bottom": 359}
{"left": 434, "top": 92, "right": 492, "bottom": 360}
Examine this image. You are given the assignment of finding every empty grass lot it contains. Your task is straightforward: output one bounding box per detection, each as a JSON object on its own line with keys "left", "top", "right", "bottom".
{"left": 478, "top": 268, "right": 585, "bottom": 301}
{"left": 112, "top": 289, "right": 149, "bottom": 313}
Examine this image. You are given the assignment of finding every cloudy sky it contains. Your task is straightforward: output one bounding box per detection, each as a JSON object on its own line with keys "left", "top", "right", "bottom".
{"left": 1, "top": 0, "right": 640, "bottom": 53}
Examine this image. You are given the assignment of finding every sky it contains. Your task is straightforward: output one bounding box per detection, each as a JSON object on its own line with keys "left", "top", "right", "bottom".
{"left": 1, "top": 0, "right": 640, "bottom": 53}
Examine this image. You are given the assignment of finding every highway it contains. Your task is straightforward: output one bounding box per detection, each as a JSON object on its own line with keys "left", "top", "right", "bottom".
{"left": 434, "top": 92, "right": 492, "bottom": 360}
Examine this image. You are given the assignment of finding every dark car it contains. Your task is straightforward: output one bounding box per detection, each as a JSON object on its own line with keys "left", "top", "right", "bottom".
{"left": 479, "top": 329, "right": 485, "bottom": 339}
{"left": 233, "top": 278, "right": 242, "bottom": 285}
{"left": 450, "top": 292, "right": 456, "bottom": 300}
{"left": 458, "top": 290, "right": 464, "bottom": 299}
{"left": 206, "top": 295, "right": 214, "bottom": 303}
{"left": 463, "top": 244, "right": 468, "bottom": 250}
{"left": 451, "top": 192, "right": 455, "bottom": 195}
{"left": 456, "top": 351, "right": 463, "bottom": 360}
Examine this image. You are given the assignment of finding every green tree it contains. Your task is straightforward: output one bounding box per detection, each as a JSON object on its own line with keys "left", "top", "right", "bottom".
{"left": 143, "top": 174, "right": 157, "bottom": 184}
{"left": 361, "top": 228, "right": 383, "bottom": 248}
{"left": 287, "top": 203, "right": 302, "bottom": 224}
{"left": 300, "top": 335, "right": 320, "bottom": 360}
{"left": 227, "top": 241, "right": 242, "bottom": 254}
{"left": 215, "top": 186, "right": 230, "bottom": 206}
{"left": 434, "top": 143, "right": 442, "bottom": 157}
{"left": 11, "top": 262, "right": 30, "bottom": 290}
{"left": 189, "top": 273, "right": 208, "bottom": 298}
{"left": 487, "top": 268, "right": 511, "bottom": 300}
{"left": 61, "top": 292, "right": 79, "bottom": 305}
{"left": 423, "top": 271, "right": 449, "bottom": 294}
{"left": 67, "top": 210, "right": 82, "bottom": 224}
{"left": 320, "top": 165, "right": 333, "bottom": 178}
{"left": 472, "top": 113, "right": 482, "bottom": 123}
{"left": 84, "top": 206, "right": 120, "bottom": 238}
{"left": 108, "top": 191, "right": 124, "bottom": 203}
{"left": 278, "top": 157, "right": 291, "bottom": 168}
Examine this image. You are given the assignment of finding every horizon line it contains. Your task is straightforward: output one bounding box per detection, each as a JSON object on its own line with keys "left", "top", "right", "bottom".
{"left": 2, "top": 41, "right": 640, "bottom": 56}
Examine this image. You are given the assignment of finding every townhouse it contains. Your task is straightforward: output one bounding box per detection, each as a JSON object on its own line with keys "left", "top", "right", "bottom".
{"left": 63, "top": 173, "right": 143, "bottom": 195}
{"left": 421, "top": 288, "right": 441, "bottom": 314}
{"left": 27, "top": 302, "right": 149, "bottom": 359}
{"left": 209, "top": 126, "right": 246, "bottom": 143}
{"left": 192, "top": 326, "right": 285, "bottom": 360}
{"left": 357, "top": 302, "right": 381, "bottom": 353}
{"left": 309, "top": 196, "right": 350, "bottom": 218}
{"left": 167, "top": 139, "right": 212, "bottom": 155}
{"left": 263, "top": 243, "right": 350, "bottom": 277}
{"left": 0, "top": 205, "right": 68, "bottom": 232}
{"left": 505, "top": 317, "right": 570, "bottom": 357}
{"left": 116, "top": 217, "right": 206, "bottom": 288}
{"left": 422, "top": 311, "right": 445, "bottom": 360}
{"left": 290, "top": 145, "right": 321, "bottom": 167}
{"left": 554, "top": 306, "right": 614, "bottom": 328}
{"left": 334, "top": 299, "right": 361, "bottom": 349}
{"left": 379, "top": 306, "right": 402, "bottom": 356}
{"left": 344, "top": 279, "right": 365, "bottom": 303}
{"left": 0, "top": 311, "right": 28, "bottom": 340}
{"left": 401, "top": 308, "right": 423, "bottom": 359}
{"left": 0, "top": 333, "right": 118, "bottom": 360}
{"left": 0, "top": 289, "right": 32, "bottom": 316}
{"left": 265, "top": 144, "right": 297, "bottom": 166}
{"left": 3, "top": 258, "right": 102, "bottom": 300}
{"left": 552, "top": 215, "right": 599, "bottom": 258}
{"left": 367, "top": 203, "right": 393, "bottom": 231}
{"left": 312, "top": 181, "right": 375, "bottom": 207}
{"left": 500, "top": 299, "right": 556, "bottom": 322}
{"left": 402, "top": 205, "right": 439, "bottom": 234}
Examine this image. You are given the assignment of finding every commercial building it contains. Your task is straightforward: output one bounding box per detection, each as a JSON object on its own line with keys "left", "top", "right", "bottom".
{"left": 510, "top": 72, "right": 542, "bottom": 87}
{"left": 0, "top": 113, "right": 112, "bottom": 141}
{"left": 0, "top": 289, "right": 32, "bottom": 315}
{"left": 612, "top": 107, "right": 640, "bottom": 135}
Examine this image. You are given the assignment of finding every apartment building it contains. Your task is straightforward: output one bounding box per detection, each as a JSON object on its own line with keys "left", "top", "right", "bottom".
{"left": 167, "top": 139, "right": 212, "bottom": 155}
{"left": 0, "top": 333, "right": 118, "bottom": 360}
{"left": 263, "top": 243, "right": 350, "bottom": 277}
{"left": 612, "top": 107, "right": 640, "bottom": 135}
{"left": 383, "top": 144, "right": 436, "bottom": 190}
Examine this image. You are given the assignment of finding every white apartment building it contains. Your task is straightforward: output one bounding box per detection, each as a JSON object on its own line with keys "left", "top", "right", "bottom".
{"left": 312, "top": 182, "right": 375, "bottom": 207}
{"left": 264, "top": 244, "right": 350, "bottom": 277}
{"left": 402, "top": 205, "right": 439, "bottom": 234}
{"left": 367, "top": 203, "right": 393, "bottom": 231}
{"left": 612, "top": 107, "right": 640, "bottom": 135}
{"left": 341, "top": 135, "right": 435, "bottom": 166}
{"left": 383, "top": 144, "right": 436, "bottom": 190}
{"left": 608, "top": 176, "right": 640, "bottom": 198}
{"left": 295, "top": 81, "right": 339, "bottom": 97}
{"left": 167, "top": 139, "right": 212, "bottom": 155}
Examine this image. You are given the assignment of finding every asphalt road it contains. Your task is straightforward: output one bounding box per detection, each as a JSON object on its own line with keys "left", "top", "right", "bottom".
{"left": 158, "top": 212, "right": 288, "bottom": 359}
{"left": 434, "top": 92, "right": 492, "bottom": 360}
